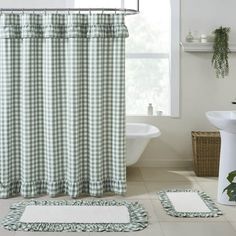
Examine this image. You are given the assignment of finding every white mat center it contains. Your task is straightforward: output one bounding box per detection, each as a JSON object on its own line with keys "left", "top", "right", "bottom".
{"left": 20, "top": 205, "right": 130, "bottom": 224}
{"left": 166, "top": 192, "right": 211, "bottom": 213}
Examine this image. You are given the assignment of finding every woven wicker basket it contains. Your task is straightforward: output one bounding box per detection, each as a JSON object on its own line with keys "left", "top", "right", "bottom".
{"left": 192, "top": 131, "right": 221, "bottom": 177}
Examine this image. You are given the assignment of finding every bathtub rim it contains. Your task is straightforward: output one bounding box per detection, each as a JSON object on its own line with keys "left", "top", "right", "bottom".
{"left": 126, "top": 122, "right": 161, "bottom": 139}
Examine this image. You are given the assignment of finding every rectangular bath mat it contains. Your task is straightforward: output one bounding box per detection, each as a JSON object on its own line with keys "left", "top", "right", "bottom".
{"left": 158, "top": 189, "right": 222, "bottom": 217}
{"left": 1, "top": 200, "right": 148, "bottom": 232}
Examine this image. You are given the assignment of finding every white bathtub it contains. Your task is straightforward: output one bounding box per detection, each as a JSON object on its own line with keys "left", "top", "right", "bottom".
{"left": 126, "top": 123, "right": 161, "bottom": 166}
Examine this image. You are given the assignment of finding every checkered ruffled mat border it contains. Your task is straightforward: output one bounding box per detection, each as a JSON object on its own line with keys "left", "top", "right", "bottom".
{"left": 158, "top": 189, "right": 223, "bottom": 218}
{"left": 1, "top": 199, "right": 148, "bottom": 232}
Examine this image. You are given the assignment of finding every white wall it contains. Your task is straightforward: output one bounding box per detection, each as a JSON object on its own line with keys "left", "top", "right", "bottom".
{"left": 0, "top": 0, "right": 66, "bottom": 8}
{"left": 127, "top": 0, "right": 236, "bottom": 167}
{"left": 1, "top": 0, "right": 236, "bottom": 167}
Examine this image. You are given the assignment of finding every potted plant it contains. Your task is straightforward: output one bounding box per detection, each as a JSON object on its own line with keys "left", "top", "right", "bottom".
{"left": 223, "top": 170, "right": 236, "bottom": 201}
{"left": 212, "top": 26, "right": 230, "bottom": 78}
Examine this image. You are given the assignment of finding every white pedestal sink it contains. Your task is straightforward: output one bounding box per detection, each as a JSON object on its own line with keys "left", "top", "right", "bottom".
{"left": 206, "top": 111, "right": 236, "bottom": 205}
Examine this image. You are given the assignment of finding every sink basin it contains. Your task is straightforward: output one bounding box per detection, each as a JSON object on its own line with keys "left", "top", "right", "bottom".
{"left": 206, "top": 110, "right": 236, "bottom": 205}
{"left": 206, "top": 111, "right": 236, "bottom": 133}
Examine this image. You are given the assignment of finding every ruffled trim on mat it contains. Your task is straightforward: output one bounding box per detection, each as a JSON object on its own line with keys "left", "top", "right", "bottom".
{"left": 158, "top": 189, "right": 223, "bottom": 217}
{"left": 1, "top": 200, "right": 148, "bottom": 232}
{"left": 0, "top": 179, "right": 126, "bottom": 198}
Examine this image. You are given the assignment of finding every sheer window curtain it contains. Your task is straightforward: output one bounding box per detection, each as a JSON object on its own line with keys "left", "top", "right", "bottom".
{"left": 0, "top": 13, "right": 128, "bottom": 198}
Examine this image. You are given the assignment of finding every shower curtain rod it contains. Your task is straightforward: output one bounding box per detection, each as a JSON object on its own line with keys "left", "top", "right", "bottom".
{"left": 0, "top": 8, "right": 139, "bottom": 15}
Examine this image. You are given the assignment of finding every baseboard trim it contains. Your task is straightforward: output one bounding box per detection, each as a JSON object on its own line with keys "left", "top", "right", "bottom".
{"left": 133, "top": 159, "right": 193, "bottom": 168}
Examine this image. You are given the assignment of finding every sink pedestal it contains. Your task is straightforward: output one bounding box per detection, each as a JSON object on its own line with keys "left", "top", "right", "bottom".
{"left": 218, "top": 130, "right": 236, "bottom": 205}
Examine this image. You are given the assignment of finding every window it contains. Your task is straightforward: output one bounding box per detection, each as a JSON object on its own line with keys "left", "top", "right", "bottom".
{"left": 125, "top": 0, "right": 180, "bottom": 116}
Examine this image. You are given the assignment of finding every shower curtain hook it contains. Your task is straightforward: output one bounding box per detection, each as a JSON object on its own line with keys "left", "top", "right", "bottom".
{"left": 44, "top": 9, "right": 47, "bottom": 15}
{"left": 89, "top": 8, "right": 91, "bottom": 15}
{"left": 121, "top": 8, "right": 125, "bottom": 15}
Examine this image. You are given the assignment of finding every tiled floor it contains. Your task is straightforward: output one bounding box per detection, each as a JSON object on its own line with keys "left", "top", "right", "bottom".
{"left": 1, "top": 167, "right": 236, "bottom": 236}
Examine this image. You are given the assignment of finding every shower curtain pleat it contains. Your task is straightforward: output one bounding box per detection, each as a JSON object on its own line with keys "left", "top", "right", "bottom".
{"left": 88, "top": 37, "right": 104, "bottom": 195}
{"left": 0, "top": 37, "right": 21, "bottom": 197}
{"left": 0, "top": 13, "right": 128, "bottom": 198}
{"left": 20, "top": 32, "right": 44, "bottom": 196}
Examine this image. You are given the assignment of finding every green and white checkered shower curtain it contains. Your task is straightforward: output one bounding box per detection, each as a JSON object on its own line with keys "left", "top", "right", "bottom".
{"left": 0, "top": 13, "right": 128, "bottom": 198}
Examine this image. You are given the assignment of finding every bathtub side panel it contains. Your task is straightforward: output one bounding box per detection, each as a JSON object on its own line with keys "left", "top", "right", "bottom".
{"left": 126, "top": 138, "right": 149, "bottom": 166}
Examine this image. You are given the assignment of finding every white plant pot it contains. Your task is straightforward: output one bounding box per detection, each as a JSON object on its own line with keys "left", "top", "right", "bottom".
{"left": 217, "top": 131, "right": 236, "bottom": 205}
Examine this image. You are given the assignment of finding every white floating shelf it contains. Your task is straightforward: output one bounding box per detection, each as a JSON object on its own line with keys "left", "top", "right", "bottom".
{"left": 180, "top": 42, "right": 236, "bottom": 52}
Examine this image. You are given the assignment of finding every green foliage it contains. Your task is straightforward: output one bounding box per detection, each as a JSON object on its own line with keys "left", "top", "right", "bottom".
{"left": 223, "top": 170, "right": 236, "bottom": 201}
{"left": 212, "top": 26, "right": 230, "bottom": 78}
